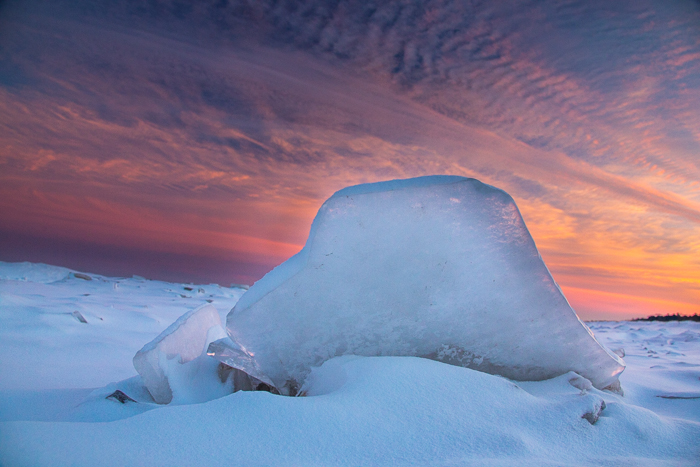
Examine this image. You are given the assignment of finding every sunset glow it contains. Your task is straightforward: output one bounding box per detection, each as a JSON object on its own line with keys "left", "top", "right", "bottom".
{"left": 1, "top": 0, "right": 699, "bottom": 319}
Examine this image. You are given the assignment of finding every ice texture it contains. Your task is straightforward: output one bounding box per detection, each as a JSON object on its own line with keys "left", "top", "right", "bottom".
{"left": 133, "top": 303, "right": 227, "bottom": 404}
{"left": 207, "top": 337, "right": 276, "bottom": 391}
{"left": 214, "top": 176, "right": 624, "bottom": 394}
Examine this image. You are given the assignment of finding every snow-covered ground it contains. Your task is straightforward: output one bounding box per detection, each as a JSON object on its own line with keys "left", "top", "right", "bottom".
{"left": 0, "top": 261, "right": 698, "bottom": 466}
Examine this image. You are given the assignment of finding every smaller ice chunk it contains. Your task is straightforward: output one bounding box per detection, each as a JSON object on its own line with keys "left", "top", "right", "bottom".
{"left": 72, "top": 272, "right": 92, "bottom": 281}
{"left": 581, "top": 398, "right": 606, "bottom": 425}
{"left": 133, "top": 303, "right": 227, "bottom": 404}
{"left": 207, "top": 338, "right": 276, "bottom": 392}
{"left": 105, "top": 390, "right": 136, "bottom": 404}
{"left": 161, "top": 352, "right": 234, "bottom": 404}
{"left": 71, "top": 310, "right": 88, "bottom": 324}
{"left": 611, "top": 348, "right": 625, "bottom": 358}
{"left": 568, "top": 374, "right": 593, "bottom": 393}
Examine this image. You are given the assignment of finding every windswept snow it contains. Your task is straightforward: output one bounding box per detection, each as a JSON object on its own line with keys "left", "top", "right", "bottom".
{"left": 0, "top": 262, "right": 244, "bottom": 391}
{"left": 4, "top": 357, "right": 700, "bottom": 467}
{"left": 0, "top": 261, "right": 698, "bottom": 466}
{"left": 587, "top": 320, "right": 700, "bottom": 424}
{"left": 216, "top": 176, "right": 623, "bottom": 394}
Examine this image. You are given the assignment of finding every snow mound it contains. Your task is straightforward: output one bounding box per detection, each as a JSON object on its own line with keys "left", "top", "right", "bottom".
{"left": 0, "top": 261, "right": 72, "bottom": 283}
{"left": 213, "top": 176, "right": 624, "bottom": 394}
{"left": 3, "top": 357, "right": 698, "bottom": 467}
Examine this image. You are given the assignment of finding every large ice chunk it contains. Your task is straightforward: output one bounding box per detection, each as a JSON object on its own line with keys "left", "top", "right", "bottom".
{"left": 212, "top": 176, "right": 624, "bottom": 394}
{"left": 133, "top": 303, "right": 227, "bottom": 404}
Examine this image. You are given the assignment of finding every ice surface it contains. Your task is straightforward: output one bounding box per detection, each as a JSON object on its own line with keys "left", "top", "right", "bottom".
{"left": 133, "top": 303, "right": 227, "bottom": 404}
{"left": 207, "top": 337, "right": 276, "bottom": 391}
{"left": 216, "top": 176, "right": 624, "bottom": 393}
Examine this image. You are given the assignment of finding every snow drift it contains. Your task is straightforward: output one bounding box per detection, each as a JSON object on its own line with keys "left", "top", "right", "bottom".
{"left": 204, "top": 176, "right": 624, "bottom": 396}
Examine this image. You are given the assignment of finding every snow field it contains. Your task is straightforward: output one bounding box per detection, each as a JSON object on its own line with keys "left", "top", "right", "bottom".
{"left": 0, "top": 262, "right": 243, "bottom": 390}
{"left": 1, "top": 356, "right": 698, "bottom": 466}
{"left": 0, "top": 262, "right": 698, "bottom": 466}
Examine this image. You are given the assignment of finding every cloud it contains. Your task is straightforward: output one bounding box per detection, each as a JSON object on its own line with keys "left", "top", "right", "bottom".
{"left": 1, "top": 0, "right": 699, "bottom": 318}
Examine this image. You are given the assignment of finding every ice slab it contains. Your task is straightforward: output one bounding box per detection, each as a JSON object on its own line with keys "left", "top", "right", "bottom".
{"left": 213, "top": 176, "right": 624, "bottom": 394}
{"left": 133, "top": 303, "right": 227, "bottom": 404}
{"left": 207, "top": 337, "right": 276, "bottom": 391}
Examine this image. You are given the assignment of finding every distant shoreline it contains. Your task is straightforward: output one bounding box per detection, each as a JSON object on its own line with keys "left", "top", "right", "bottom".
{"left": 633, "top": 313, "right": 700, "bottom": 322}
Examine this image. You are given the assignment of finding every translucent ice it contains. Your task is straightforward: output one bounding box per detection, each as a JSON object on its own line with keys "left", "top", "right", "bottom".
{"left": 211, "top": 176, "right": 624, "bottom": 394}
{"left": 133, "top": 303, "right": 227, "bottom": 404}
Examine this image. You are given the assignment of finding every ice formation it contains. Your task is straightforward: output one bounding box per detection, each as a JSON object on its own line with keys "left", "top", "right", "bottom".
{"left": 133, "top": 303, "right": 227, "bottom": 403}
{"left": 210, "top": 176, "right": 625, "bottom": 395}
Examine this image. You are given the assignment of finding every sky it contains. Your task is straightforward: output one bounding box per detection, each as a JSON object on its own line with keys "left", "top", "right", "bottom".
{"left": 1, "top": 0, "right": 699, "bottom": 320}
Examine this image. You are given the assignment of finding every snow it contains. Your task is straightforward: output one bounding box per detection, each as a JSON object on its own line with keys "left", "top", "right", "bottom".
{"left": 0, "top": 261, "right": 699, "bottom": 466}
{"left": 0, "top": 262, "right": 244, "bottom": 391}
{"left": 217, "top": 176, "right": 623, "bottom": 394}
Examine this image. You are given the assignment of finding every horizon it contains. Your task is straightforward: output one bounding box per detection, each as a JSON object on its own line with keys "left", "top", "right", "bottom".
{"left": 1, "top": 0, "right": 699, "bottom": 321}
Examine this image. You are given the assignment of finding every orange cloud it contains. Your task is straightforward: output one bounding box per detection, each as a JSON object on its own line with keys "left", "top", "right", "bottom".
{"left": 1, "top": 8, "right": 699, "bottom": 321}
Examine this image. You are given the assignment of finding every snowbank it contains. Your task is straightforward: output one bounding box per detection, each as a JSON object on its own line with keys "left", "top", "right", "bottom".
{"left": 2, "top": 356, "right": 698, "bottom": 467}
